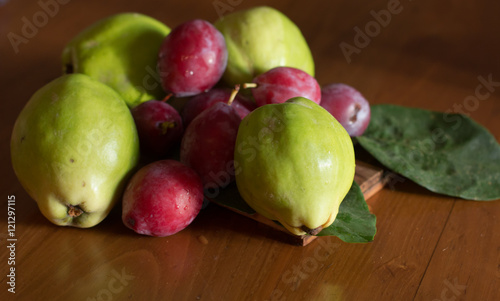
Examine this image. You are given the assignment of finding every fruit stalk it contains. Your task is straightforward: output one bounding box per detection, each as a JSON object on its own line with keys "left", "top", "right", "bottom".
{"left": 68, "top": 205, "right": 84, "bottom": 218}
{"left": 227, "top": 84, "right": 240, "bottom": 106}
{"left": 242, "top": 83, "right": 257, "bottom": 89}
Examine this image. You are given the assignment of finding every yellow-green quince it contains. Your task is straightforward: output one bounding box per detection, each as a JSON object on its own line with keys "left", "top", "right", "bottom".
{"left": 234, "top": 97, "right": 355, "bottom": 236}
{"left": 11, "top": 74, "right": 140, "bottom": 227}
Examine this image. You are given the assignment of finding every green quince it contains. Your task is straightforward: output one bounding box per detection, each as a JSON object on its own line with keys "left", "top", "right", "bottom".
{"left": 11, "top": 74, "right": 140, "bottom": 227}
{"left": 215, "top": 6, "right": 315, "bottom": 86}
{"left": 62, "top": 13, "right": 170, "bottom": 108}
{"left": 234, "top": 97, "right": 355, "bottom": 236}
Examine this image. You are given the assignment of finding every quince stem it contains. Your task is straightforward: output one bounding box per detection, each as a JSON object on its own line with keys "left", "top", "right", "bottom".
{"left": 68, "top": 205, "right": 84, "bottom": 218}
{"left": 301, "top": 225, "right": 323, "bottom": 236}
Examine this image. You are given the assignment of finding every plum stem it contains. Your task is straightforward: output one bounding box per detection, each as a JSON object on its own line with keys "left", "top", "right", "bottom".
{"left": 350, "top": 103, "right": 362, "bottom": 123}
{"left": 162, "top": 93, "right": 173, "bottom": 103}
{"left": 159, "top": 121, "right": 176, "bottom": 134}
{"left": 227, "top": 84, "right": 240, "bottom": 106}
{"left": 242, "top": 82, "right": 258, "bottom": 89}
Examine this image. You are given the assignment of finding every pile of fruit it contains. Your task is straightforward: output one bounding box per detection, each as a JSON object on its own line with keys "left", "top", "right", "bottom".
{"left": 11, "top": 6, "right": 372, "bottom": 238}
{"left": 12, "top": 6, "right": 500, "bottom": 241}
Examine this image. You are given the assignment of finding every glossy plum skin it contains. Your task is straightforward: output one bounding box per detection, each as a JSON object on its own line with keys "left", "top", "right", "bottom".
{"left": 251, "top": 66, "right": 321, "bottom": 106}
{"left": 181, "top": 88, "right": 256, "bottom": 126}
{"left": 122, "top": 160, "right": 204, "bottom": 237}
{"left": 131, "top": 100, "right": 183, "bottom": 159}
{"left": 180, "top": 102, "right": 241, "bottom": 192}
{"left": 320, "top": 83, "right": 371, "bottom": 137}
{"left": 158, "top": 19, "right": 228, "bottom": 97}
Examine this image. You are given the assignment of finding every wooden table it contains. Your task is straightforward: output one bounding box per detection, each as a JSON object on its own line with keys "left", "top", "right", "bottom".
{"left": 1, "top": 0, "right": 499, "bottom": 300}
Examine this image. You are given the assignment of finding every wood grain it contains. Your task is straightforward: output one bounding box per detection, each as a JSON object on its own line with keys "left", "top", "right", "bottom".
{"left": 1, "top": 0, "right": 499, "bottom": 300}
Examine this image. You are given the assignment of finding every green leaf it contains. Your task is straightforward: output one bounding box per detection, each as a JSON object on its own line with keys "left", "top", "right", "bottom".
{"left": 317, "top": 181, "right": 377, "bottom": 243}
{"left": 357, "top": 104, "right": 500, "bottom": 201}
